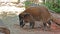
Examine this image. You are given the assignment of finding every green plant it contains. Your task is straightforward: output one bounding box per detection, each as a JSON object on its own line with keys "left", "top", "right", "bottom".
{"left": 44, "top": 0, "right": 60, "bottom": 13}
{"left": 24, "top": 1, "right": 32, "bottom": 8}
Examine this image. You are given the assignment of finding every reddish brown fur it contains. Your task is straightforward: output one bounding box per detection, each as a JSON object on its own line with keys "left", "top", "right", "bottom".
{"left": 21, "top": 6, "right": 51, "bottom": 23}
{"left": 19, "top": 6, "right": 60, "bottom": 29}
{"left": 23, "top": 14, "right": 35, "bottom": 23}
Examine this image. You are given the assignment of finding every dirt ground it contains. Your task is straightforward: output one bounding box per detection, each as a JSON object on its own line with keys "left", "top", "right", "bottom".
{"left": 0, "top": 12, "right": 60, "bottom": 34}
